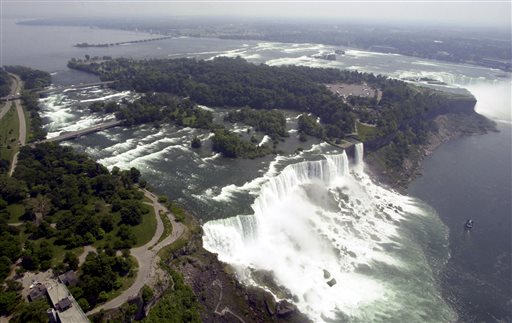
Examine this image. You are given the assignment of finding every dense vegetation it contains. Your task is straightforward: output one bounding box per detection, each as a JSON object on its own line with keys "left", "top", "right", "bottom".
{"left": 68, "top": 56, "right": 356, "bottom": 137}
{"left": 3, "top": 66, "right": 51, "bottom": 90}
{"left": 143, "top": 266, "right": 201, "bottom": 323}
{"left": 12, "top": 144, "right": 146, "bottom": 249}
{"left": 21, "top": 91, "right": 47, "bottom": 142}
{"left": 0, "top": 70, "right": 11, "bottom": 97}
{"left": 212, "top": 129, "right": 271, "bottom": 158}
{"left": 116, "top": 94, "right": 214, "bottom": 129}
{"left": 75, "top": 250, "right": 135, "bottom": 308}
{"left": 225, "top": 108, "right": 288, "bottom": 140}
{"left": 298, "top": 114, "right": 325, "bottom": 139}
{"left": 70, "top": 57, "right": 473, "bottom": 167}
{"left": 1, "top": 66, "right": 50, "bottom": 142}
{"left": 94, "top": 93, "right": 268, "bottom": 158}
{"left": 0, "top": 143, "right": 151, "bottom": 315}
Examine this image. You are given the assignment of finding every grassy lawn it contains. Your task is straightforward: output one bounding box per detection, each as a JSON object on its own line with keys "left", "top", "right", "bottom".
{"left": 157, "top": 235, "right": 188, "bottom": 260}
{"left": 156, "top": 211, "right": 172, "bottom": 245}
{"left": 50, "top": 241, "right": 83, "bottom": 266}
{"left": 131, "top": 203, "right": 157, "bottom": 247}
{"left": 356, "top": 121, "right": 379, "bottom": 141}
{"left": 88, "top": 199, "right": 156, "bottom": 249}
{"left": 23, "top": 108, "right": 32, "bottom": 142}
{"left": 0, "top": 105, "right": 20, "bottom": 163}
{"left": 6, "top": 203, "right": 25, "bottom": 223}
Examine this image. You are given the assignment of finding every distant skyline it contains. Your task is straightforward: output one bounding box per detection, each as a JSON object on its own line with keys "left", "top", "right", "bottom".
{"left": 2, "top": 0, "right": 511, "bottom": 29}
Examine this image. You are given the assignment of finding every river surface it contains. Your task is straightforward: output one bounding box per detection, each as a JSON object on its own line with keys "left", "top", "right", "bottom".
{"left": 2, "top": 18, "right": 510, "bottom": 322}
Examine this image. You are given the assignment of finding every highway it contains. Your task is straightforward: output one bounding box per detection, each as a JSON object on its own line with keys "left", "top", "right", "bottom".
{"left": 0, "top": 74, "right": 21, "bottom": 120}
{"left": 0, "top": 74, "right": 24, "bottom": 177}
{"left": 8, "top": 92, "right": 27, "bottom": 176}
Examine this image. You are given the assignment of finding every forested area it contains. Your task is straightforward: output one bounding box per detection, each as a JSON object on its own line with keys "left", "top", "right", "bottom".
{"left": 225, "top": 108, "right": 288, "bottom": 140}
{"left": 3, "top": 66, "right": 51, "bottom": 90}
{"left": 101, "top": 93, "right": 269, "bottom": 158}
{"left": 1, "top": 66, "right": 50, "bottom": 142}
{"left": 298, "top": 114, "right": 325, "bottom": 139}
{"left": 21, "top": 91, "right": 47, "bottom": 142}
{"left": 0, "top": 70, "right": 11, "bottom": 97}
{"left": 69, "top": 56, "right": 472, "bottom": 166}
{"left": 68, "top": 56, "right": 356, "bottom": 137}
{"left": 0, "top": 143, "right": 149, "bottom": 314}
{"left": 212, "top": 129, "right": 271, "bottom": 158}
{"left": 143, "top": 266, "right": 201, "bottom": 323}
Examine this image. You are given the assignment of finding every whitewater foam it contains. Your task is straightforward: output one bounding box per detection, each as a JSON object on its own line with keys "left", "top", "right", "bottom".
{"left": 203, "top": 144, "right": 454, "bottom": 322}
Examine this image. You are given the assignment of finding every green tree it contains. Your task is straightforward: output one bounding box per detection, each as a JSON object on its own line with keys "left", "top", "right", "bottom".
{"left": 142, "top": 285, "right": 154, "bottom": 304}
{"left": 120, "top": 200, "right": 144, "bottom": 225}
{"left": 78, "top": 298, "right": 90, "bottom": 311}
{"left": 129, "top": 167, "right": 141, "bottom": 183}
{"left": 0, "top": 288, "right": 20, "bottom": 316}
{"left": 10, "top": 299, "right": 48, "bottom": 323}
{"left": 64, "top": 252, "right": 79, "bottom": 271}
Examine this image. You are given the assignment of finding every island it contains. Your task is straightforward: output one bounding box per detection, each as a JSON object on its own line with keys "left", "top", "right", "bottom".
{"left": 0, "top": 57, "right": 496, "bottom": 322}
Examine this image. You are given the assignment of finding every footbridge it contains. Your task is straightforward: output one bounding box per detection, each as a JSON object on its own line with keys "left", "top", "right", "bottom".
{"left": 35, "top": 120, "right": 122, "bottom": 145}
{"left": 37, "top": 81, "right": 116, "bottom": 95}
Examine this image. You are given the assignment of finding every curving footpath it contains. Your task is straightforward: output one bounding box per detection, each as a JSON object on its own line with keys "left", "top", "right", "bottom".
{"left": 88, "top": 189, "right": 186, "bottom": 315}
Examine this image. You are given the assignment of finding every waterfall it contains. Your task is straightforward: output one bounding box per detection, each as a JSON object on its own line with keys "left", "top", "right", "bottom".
{"left": 203, "top": 151, "right": 351, "bottom": 250}
{"left": 202, "top": 142, "right": 454, "bottom": 322}
{"left": 355, "top": 142, "right": 364, "bottom": 167}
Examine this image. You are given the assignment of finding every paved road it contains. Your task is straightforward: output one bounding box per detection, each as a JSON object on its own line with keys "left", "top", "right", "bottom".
{"left": 8, "top": 92, "right": 27, "bottom": 176}
{"left": 78, "top": 246, "right": 98, "bottom": 267}
{"left": 1, "top": 74, "right": 24, "bottom": 177}
{"left": 0, "top": 74, "right": 21, "bottom": 121}
{"left": 88, "top": 190, "right": 186, "bottom": 314}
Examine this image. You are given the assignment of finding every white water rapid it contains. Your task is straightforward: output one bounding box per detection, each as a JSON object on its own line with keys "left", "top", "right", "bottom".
{"left": 203, "top": 143, "right": 455, "bottom": 322}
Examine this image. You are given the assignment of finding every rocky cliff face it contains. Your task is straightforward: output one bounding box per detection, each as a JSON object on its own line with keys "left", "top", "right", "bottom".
{"left": 167, "top": 225, "right": 312, "bottom": 323}
{"left": 364, "top": 92, "right": 479, "bottom": 153}
{"left": 365, "top": 111, "right": 497, "bottom": 191}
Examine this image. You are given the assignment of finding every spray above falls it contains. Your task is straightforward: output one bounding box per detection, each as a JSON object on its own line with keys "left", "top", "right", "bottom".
{"left": 203, "top": 143, "right": 455, "bottom": 322}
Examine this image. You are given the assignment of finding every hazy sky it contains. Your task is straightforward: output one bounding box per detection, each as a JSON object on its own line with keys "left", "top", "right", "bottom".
{"left": 2, "top": 0, "right": 511, "bottom": 28}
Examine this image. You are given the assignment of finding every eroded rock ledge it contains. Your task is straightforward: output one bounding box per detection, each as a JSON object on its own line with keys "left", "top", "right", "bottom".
{"left": 365, "top": 111, "right": 497, "bottom": 191}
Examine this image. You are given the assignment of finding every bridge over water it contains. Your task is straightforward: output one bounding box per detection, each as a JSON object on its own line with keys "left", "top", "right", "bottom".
{"left": 36, "top": 81, "right": 116, "bottom": 96}
{"left": 33, "top": 120, "right": 123, "bottom": 146}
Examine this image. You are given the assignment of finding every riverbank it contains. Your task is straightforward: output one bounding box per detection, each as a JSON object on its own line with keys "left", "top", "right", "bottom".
{"left": 408, "top": 122, "right": 511, "bottom": 323}
{"left": 365, "top": 111, "right": 497, "bottom": 192}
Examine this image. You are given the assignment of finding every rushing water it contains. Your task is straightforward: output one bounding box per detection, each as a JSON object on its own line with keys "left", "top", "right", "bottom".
{"left": 204, "top": 145, "right": 455, "bottom": 322}
{"left": 2, "top": 18, "right": 511, "bottom": 322}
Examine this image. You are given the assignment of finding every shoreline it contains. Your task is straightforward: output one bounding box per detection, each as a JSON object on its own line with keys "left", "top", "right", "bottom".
{"left": 364, "top": 111, "right": 500, "bottom": 322}
{"left": 364, "top": 111, "right": 497, "bottom": 193}
{"left": 168, "top": 112, "right": 499, "bottom": 322}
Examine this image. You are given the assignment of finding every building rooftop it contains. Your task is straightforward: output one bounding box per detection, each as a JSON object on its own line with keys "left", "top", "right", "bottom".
{"left": 28, "top": 284, "right": 47, "bottom": 302}
{"left": 46, "top": 280, "right": 89, "bottom": 323}
{"left": 58, "top": 271, "right": 78, "bottom": 287}
{"left": 56, "top": 297, "right": 72, "bottom": 311}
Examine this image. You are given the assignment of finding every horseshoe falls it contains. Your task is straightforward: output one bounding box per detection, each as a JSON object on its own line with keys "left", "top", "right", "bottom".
{"left": 203, "top": 144, "right": 455, "bottom": 322}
